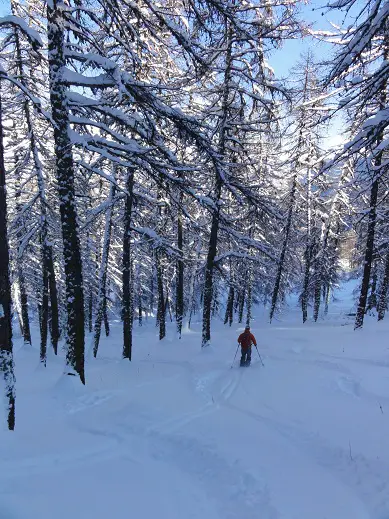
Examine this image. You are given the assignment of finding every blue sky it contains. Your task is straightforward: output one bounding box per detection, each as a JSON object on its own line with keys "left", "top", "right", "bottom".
{"left": 271, "top": 0, "right": 347, "bottom": 78}
{"left": 0, "top": 0, "right": 344, "bottom": 77}
{"left": 0, "top": 0, "right": 9, "bottom": 16}
{"left": 0, "top": 0, "right": 345, "bottom": 146}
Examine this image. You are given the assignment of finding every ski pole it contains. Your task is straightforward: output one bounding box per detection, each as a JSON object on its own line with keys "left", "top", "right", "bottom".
{"left": 231, "top": 344, "right": 239, "bottom": 368}
{"left": 255, "top": 345, "right": 265, "bottom": 367}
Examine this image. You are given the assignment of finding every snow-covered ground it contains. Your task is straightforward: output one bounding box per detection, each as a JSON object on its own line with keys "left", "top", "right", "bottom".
{"left": 1, "top": 281, "right": 389, "bottom": 519}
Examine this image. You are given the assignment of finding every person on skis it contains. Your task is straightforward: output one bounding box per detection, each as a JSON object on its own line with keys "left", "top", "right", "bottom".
{"left": 238, "top": 326, "right": 257, "bottom": 366}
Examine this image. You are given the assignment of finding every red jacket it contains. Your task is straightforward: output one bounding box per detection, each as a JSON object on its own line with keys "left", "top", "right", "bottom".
{"left": 238, "top": 331, "right": 257, "bottom": 349}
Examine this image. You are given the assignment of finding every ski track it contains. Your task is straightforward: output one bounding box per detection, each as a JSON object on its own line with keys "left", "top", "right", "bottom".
{"left": 219, "top": 372, "right": 389, "bottom": 519}
{"left": 52, "top": 354, "right": 389, "bottom": 518}
{"left": 0, "top": 440, "right": 123, "bottom": 482}
{"left": 4, "top": 297, "right": 389, "bottom": 519}
{"left": 180, "top": 347, "right": 389, "bottom": 519}
{"left": 74, "top": 410, "right": 277, "bottom": 519}
{"left": 46, "top": 362, "right": 276, "bottom": 519}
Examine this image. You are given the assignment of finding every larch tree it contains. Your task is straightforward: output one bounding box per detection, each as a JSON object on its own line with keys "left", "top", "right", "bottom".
{"left": 47, "top": 0, "right": 85, "bottom": 382}
{"left": 323, "top": 0, "right": 389, "bottom": 330}
{"left": 0, "top": 14, "right": 43, "bottom": 429}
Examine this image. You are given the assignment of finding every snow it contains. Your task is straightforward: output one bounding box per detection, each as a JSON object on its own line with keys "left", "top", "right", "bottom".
{"left": 0, "top": 16, "right": 43, "bottom": 47}
{"left": 1, "top": 280, "right": 389, "bottom": 519}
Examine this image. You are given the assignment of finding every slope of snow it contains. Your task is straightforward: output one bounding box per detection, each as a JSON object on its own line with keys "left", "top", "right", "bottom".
{"left": 1, "top": 281, "right": 389, "bottom": 519}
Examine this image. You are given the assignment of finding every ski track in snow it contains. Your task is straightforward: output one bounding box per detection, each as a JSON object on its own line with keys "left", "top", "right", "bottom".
{"left": 68, "top": 367, "right": 276, "bottom": 519}
{"left": 75, "top": 356, "right": 387, "bottom": 518}
{"left": 2, "top": 285, "right": 389, "bottom": 519}
{"left": 2, "top": 354, "right": 384, "bottom": 518}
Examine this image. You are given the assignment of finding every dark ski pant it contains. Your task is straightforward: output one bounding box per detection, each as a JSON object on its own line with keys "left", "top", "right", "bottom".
{"left": 240, "top": 347, "right": 251, "bottom": 366}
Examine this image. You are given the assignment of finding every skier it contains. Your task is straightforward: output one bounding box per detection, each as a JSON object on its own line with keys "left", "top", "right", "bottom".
{"left": 238, "top": 326, "right": 257, "bottom": 367}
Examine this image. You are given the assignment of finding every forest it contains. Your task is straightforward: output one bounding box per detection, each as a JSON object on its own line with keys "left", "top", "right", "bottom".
{"left": 0, "top": 0, "right": 388, "bottom": 431}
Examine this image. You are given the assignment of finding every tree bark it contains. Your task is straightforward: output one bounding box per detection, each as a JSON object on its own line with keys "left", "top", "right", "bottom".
{"left": 313, "top": 272, "right": 322, "bottom": 322}
{"left": 201, "top": 22, "right": 233, "bottom": 347}
{"left": 0, "top": 84, "right": 16, "bottom": 430}
{"left": 238, "top": 288, "right": 245, "bottom": 324}
{"left": 47, "top": 0, "right": 85, "bottom": 382}
{"left": 85, "top": 231, "right": 93, "bottom": 333}
{"left": 301, "top": 166, "right": 313, "bottom": 323}
{"left": 301, "top": 243, "right": 312, "bottom": 323}
{"left": 88, "top": 290, "right": 93, "bottom": 333}
{"left": 12, "top": 15, "right": 32, "bottom": 346}
{"left": 378, "top": 248, "right": 389, "bottom": 321}
{"left": 93, "top": 182, "right": 116, "bottom": 358}
{"left": 355, "top": 178, "right": 379, "bottom": 329}
{"left": 270, "top": 175, "right": 297, "bottom": 322}
{"left": 18, "top": 267, "right": 31, "bottom": 345}
{"left": 367, "top": 265, "right": 378, "bottom": 311}
{"left": 355, "top": 36, "right": 388, "bottom": 329}
{"left": 324, "top": 284, "right": 331, "bottom": 316}
{"left": 122, "top": 171, "right": 134, "bottom": 360}
{"left": 40, "top": 243, "right": 49, "bottom": 366}
{"left": 149, "top": 273, "right": 154, "bottom": 319}
{"left": 246, "top": 268, "right": 253, "bottom": 328}
{"left": 48, "top": 246, "right": 59, "bottom": 355}
{"left": 156, "top": 250, "right": 166, "bottom": 340}
{"left": 202, "top": 201, "right": 221, "bottom": 346}
{"left": 13, "top": 139, "right": 31, "bottom": 344}
{"left": 224, "top": 284, "right": 234, "bottom": 326}
{"left": 138, "top": 287, "right": 143, "bottom": 327}
{"left": 176, "top": 203, "right": 184, "bottom": 338}
{"left": 103, "top": 288, "right": 110, "bottom": 337}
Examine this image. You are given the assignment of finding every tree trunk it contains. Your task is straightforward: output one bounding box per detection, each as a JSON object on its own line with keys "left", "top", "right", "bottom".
{"left": 149, "top": 271, "right": 154, "bottom": 318}
{"left": 156, "top": 250, "right": 166, "bottom": 340}
{"left": 37, "top": 302, "right": 42, "bottom": 337}
{"left": 122, "top": 171, "right": 134, "bottom": 360}
{"left": 187, "top": 239, "right": 201, "bottom": 329}
{"left": 212, "top": 283, "right": 219, "bottom": 317}
{"left": 355, "top": 36, "right": 387, "bottom": 329}
{"left": 202, "top": 204, "right": 220, "bottom": 346}
{"left": 48, "top": 0, "right": 85, "bottom": 382}
{"left": 0, "top": 84, "right": 16, "bottom": 430}
{"left": 40, "top": 244, "right": 49, "bottom": 366}
{"left": 165, "top": 294, "right": 173, "bottom": 323}
{"left": 48, "top": 246, "right": 59, "bottom": 355}
{"left": 234, "top": 288, "right": 240, "bottom": 314}
{"left": 246, "top": 267, "right": 253, "bottom": 328}
{"left": 93, "top": 182, "right": 116, "bottom": 358}
{"left": 88, "top": 289, "right": 93, "bottom": 333}
{"left": 238, "top": 288, "right": 245, "bottom": 324}
{"left": 301, "top": 243, "right": 312, "bottom": 323}
{"left": 14, "top": 145, "right": 31, "bottom": 344}
{"left": 367, "top": 265, "right": 378, "bottom": 312}
{"left": 324, "top": 284, "right": 331, "bottom": 316}
{"left": 176, "top": 203, "right": 184, "bottom": 338}
{"left": 355, "top": 178, "right": 379, "bottom": 329}
{"left": 12, "top": 19, "right": 32, "bottom": 346}
{"left": 270, "top": 175, "right": 297, "bottom": 322}
{"left": 378, "top": 248, "right": 389, "bottom": 321}
{"left": 201, "top": 23, "right": 233, "bottom": 347}
{"left": 138, "top": 288, "right": 143, "bottom": 327}
{"left": 301, "top": 169, "right": 313, "bottom": 323}
{"left": 313, "top": 274, "right": 322, "bottom": 322}
{"left": 18, "top": 269, "right": 31, "bottom": 345}
{"left": 85, "top": 232, "right": 94, "bottom": 334}
{"left": 313, "top": 205, "right": 336, "bottom": 322}
{"left": 103, "top": 287, "right": 110, "bottom": 337}
{"left": 224, "top": 284, "right": 234, "bottom": 326}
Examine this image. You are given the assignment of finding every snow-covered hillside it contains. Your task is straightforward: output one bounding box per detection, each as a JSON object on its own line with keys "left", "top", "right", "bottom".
{"left": 1, "top": 282, "right": 389, "bottom": 519}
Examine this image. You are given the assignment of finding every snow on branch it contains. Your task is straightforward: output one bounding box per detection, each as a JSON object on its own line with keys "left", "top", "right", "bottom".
{"left": 0, "top": 15, "right": 43, "bottom": 47}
